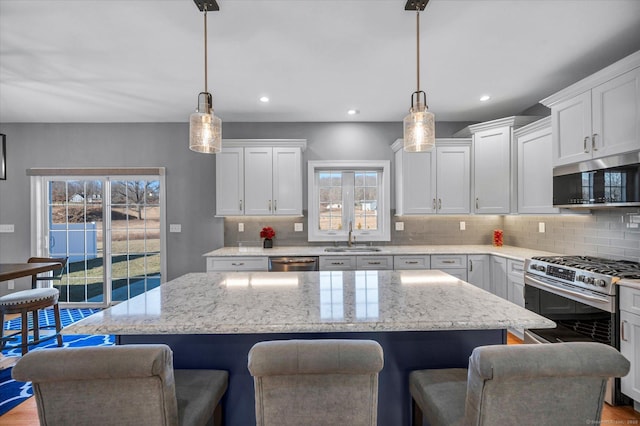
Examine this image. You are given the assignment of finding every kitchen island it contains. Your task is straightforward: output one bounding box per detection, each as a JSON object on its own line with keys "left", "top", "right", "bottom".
{"left": 65, "top": 270, "right": 554, "bottom": 425}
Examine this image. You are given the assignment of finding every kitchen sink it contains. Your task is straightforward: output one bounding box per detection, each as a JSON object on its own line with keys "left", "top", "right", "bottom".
{"left": 324, "top": 247, "right": 382, "bottom": 253}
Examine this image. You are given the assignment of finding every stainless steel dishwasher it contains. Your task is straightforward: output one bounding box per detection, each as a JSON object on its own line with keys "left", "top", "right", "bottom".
{"left": 268, "top": 256, "right": 319, "bottom": 272}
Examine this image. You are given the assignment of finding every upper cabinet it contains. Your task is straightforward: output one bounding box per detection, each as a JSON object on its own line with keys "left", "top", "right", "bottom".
{"left": 456, "top": 116, "right": 540, "bottom": 214}
{"left": 215, "top": 140, "right": 306, "bottom": 216}
{"left": 393, "top": 138, "right": 471, "bottom": 215}
{"left": 514, "top": 117, "right": 559, "bottom": 214}
{"left": 541, "top": 50, "right": 640, "bottom": 167}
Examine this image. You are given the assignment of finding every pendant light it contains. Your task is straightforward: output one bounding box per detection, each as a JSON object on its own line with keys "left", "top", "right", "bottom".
{"left": 403, "top": 0, "right": 435, "bottom": 152}
{"left": 189, "top": 0, "right": 222, "bottom": 154}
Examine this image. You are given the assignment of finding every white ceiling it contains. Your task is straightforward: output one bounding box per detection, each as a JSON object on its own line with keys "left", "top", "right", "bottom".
{"left": 1, "top": 0, "right": 640, "bottom": 124}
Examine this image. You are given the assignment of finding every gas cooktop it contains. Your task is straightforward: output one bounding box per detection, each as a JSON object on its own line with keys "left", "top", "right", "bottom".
{"left": 531, "top": 256, "right": 640, "bottom": 279}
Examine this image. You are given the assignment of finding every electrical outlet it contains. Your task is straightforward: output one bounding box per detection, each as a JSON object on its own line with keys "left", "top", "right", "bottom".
{"left": 294, "top": 223, "right": 303, "bottom": 232}
{"left": 0, "top": 224, "right": 15, "bottom": 233}
{"left": 538, "top": 222, "right": 546, "bottom": 233}
{"left": 395, "top": 222, "right": 404, "bottom": 231}
{"left": 8, "top": 280, "right": 14, "bottom": 290}
{"left": 238, "top": 223, "right": 244, "bottom": 232}
{"left": 169, "top": 224, "right": 182, "bottom": 233}
{"left": 459, "top": 221, "right": 466, "bottom": 231}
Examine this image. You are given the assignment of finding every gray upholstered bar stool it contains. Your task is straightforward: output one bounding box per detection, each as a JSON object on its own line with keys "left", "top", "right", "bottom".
{"left": 0, "top": 287, "right": 63, "bottom": 355}
{"left": 409, "top": 342, "right": 630, "bottom": 426}
{"left": 12, "top": 344, "right": 229, "bottom": 426}
{"left": 248, "top": 339, "right": 384, "bottom": 426}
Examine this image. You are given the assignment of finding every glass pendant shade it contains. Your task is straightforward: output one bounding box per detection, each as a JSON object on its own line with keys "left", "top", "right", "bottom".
{"left": 403, "top": 102, "right": 435, "bottom": 152}
{"left": 189, "top": 92, "right": 222, "bottom": 154}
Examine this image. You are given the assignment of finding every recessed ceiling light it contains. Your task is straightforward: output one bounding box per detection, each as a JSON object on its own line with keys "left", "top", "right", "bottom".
{"left": 347, "top": 109, "right": 359, "bottom": 115}
{"left": 259, "top": 96, "right": 270, "bottom": 103}
{"left": 479, "top": 95, "right": 491, "bottom": 102}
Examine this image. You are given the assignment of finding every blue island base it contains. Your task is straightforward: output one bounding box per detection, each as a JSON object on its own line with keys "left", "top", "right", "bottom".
{"left": 118, "top": 329, "right": 506, "bottom": 426}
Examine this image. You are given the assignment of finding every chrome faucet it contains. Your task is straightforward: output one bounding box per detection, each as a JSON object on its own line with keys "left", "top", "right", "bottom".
{"left": 348, "top": 221, "right": 353, "bottom": 247}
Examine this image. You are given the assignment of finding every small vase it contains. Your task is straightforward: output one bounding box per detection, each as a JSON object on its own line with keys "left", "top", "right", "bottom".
{"left": 263, "top": 238, "right": 273, "bottom": 249}
{"left": 493, "top": 229, "right": 503, "bottom": 247}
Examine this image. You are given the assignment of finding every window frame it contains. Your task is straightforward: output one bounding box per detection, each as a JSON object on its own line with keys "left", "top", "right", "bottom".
{"left": 307, "top": 160, "right": 390, "bottom": 243}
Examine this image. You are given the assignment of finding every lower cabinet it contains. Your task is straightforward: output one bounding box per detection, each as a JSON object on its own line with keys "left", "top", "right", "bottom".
{"left": 467, "top": 255, "right": 491, "bottom": 292}
{"left": 356, "top": 256, "right": 394, "bottom": 270}
{"left": 620, "top": 286, "right": 640, "bottom": 406}
{"left": 206, "top": 257, "right": 268, "bottom": 272}
{"left": 432, "top": 254, "right": 468, "bottom": 281}
{"left": 393, "top": 255, "right": 431, "bottom": 270}
{"left": 319, "top": 256, "right": 357, "bottom": 271}
{"left": 506, "top": 259, "right": 525, "bottom": 340}
{"left": 490, "top": 256, "right": 508, "bottom": 299}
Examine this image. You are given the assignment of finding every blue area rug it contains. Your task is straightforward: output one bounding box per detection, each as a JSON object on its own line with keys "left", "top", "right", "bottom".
{"left": 1, "top": 308, "right": 114, "bottom": 417}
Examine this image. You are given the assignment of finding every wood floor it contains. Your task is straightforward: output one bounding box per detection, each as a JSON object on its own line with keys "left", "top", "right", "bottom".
{"left": 1, "top": 333, "right": 639, "bottom": 425}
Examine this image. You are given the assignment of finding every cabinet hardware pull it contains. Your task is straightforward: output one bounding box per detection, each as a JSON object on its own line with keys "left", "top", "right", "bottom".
{"left": 231, "top": 262, "right": 245, "bottom": 266}
{"left": 368, "top": 261, "right": 381, "bottom": 265}
{"left": 268, "top": 200, "right": 272, "bottom": 211}
{"left": 475, "top": 198, "right": 479, "bottom": 209}
{"left": 239, "top": 200, "right": 243, "bottom": 211}
{"left": 438, "top": 198, "right": 442, "bottom": 210}
{"left": 432, "top": 198, "right": 436, "bottom": 210}
{"left": 442, "top": 260, "right": 455, "bottom": 264}
{"left": 584, "top": 136, "right": 590, "bottom": 153}
{"left": 621, "top": 320, "right": 628, "bottom": 341}
{"left": 406, "top": 261, "right": 419, "bottom": 264}
{"left": 592, "top": 133, "right": 598, "bottom": 151}
{"left": 469, "top": 260, "right": 473, "bottom": 272}
{"left": 331, "top": 262, "right": 344, "bottom": 265}
{"left": 274, "top": 200, "right": 277, "bottom": 211}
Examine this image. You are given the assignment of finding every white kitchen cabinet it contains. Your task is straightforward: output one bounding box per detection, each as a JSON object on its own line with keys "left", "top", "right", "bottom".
{"left": 620, "top": 286, "right": 640, "bottom": 406}
{"left": 215, "top": 147, "right": 244, "bottom": 216}
{"left": 491, "top": 256, "right": 508, "bottom": 299}
{"left": 541, "top": 52, "right": 640, "bottom": 167}
{"left": 393, "top": 139, "right": 471, "bottom": 215}
{"left": 467, "top": 254, "right": 491, "bottom": 292}
{"left": 206, "top": 256, "right": 268, "bottom": 272}
{"left": 461, "top": 117, "right": 540, "bottom": 214}
{"left": 515, "top": 117, "right": 559, "bottom": 214}
{"left": 393, "top": 255, "right": 430, "bottom": 270}
{"left": 432, "top": 254, "right": 468, "bottom": 281}
{"left": 356, "top": 256, "right": 394, "bottom": 270}
{"left": 216, "top": 140, "right": 306, "bottom": 216}
{"left": 506, "top": 259, "right": 525, "bottom": 307}
{"left": 320, "top": 256, "right": 357, "bottom": 271}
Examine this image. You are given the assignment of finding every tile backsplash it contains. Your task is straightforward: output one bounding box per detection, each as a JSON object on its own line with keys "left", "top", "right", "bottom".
{"left": 224, "top": 208, "right": 640, "bottom": 262}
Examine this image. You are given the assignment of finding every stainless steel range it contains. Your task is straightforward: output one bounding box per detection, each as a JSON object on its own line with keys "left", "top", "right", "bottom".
{"left": 524, "top": 255, "right": 640, "bottom": 405}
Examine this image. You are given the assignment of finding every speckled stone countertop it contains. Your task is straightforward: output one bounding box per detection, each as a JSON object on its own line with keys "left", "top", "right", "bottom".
{"left": 203, "top": 244, "right": 560, "bottom": 261}
{"left": 63, "top": 270, "right": 555, "bottom": 335}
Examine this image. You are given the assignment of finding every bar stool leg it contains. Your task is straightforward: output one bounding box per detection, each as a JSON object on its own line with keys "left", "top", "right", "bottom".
{"left": 33, "top": 309, "right": 40, "bottom": 342}
{"left": 0, "top": 311, "right": 5, "bottom": 349}
{"left": 54, "top": 303, "right": 63, "bottom": 347}
{"left": 21, "top": 310, "right": 28, "bottom": 355}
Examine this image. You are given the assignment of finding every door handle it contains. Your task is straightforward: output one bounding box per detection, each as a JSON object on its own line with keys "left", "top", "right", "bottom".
{"left": 442, "top": 260, "right": 455, "bottom": 264}
{"left": 331, "top": 262, "right": 344, "bottom": 265}
{"left": 231, "top": 262, "right": 245, "bottom": 266}
{"left": 274, "top": 200, "right": 277, "bottom": 211}
{"left": 432, "top": 198, "right": 436, "bottom": 210}
{"left": 592, "top": 133, "right": 598, "bottom": 151}
{"left": 621, "top": 320, "right": 628, "bottom": 341}
{"left": 438, "top": 198, "right": 442, "bottom": 210}
{"left": 469, "top": 260, "right": 473, "bottom": 272}
{"left": 239, "top": 200, "right": 243, "bottom": 211}
{"left": 405, "top": 261, "right": 419, "bottom": 264}
{"left": 584, "top": 136, "right": 590, "bottom": 153}
{"left": 475, "top": 198, "right": 479, "bottom": 210}
{"left": 367, "top": 261, "right": 382, "bottom": 265}
{"left": 268, "top": 200, "right": 272, "bottom": 212}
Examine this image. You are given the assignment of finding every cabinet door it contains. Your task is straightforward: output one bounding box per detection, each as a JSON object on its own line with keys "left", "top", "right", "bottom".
{"left": 244, "top": 147, "right": 274, "bottom": 215}
{"left": 621, "top": 310, "right": 640, "bottom": 402}
{"left": 437, "top": 145, "right": 470, "bottom": 214}
{"left": 592, "top": 67, "right": 640, "bottom": 159}
{"left": 215, "top": 147, "right": 244, "bottom": 216}
{"left": 273, "top": 148, "right": 302, "bottom": 216}
{"left": 320, "top": 256, "right": 356, "bottom": 271}
{"left": 394, "top": 255, "right": 430, "bottom": 270}
{"left": 473, "top": 127, "right": 511, "bottom": 214}
{"left": 507, "top": 275, "right": 525, "bottom": 307}
{"left": 206, "top": 256, "right": 268, "bottom": 272}
{"left": 551, "top": 91, "right": 593, "bottom": 166}
{"left": 356, "top": 256, "right": 394, "bottom": 270}
{"left": 491, "top": 256, "right": 508, "bottom": 299}
{"left": 467, "top": 254, "right": 490, "bottom": 292}
{"left": 517, "top": 124, "right": 559, "bottom": 214}
{"left": 401, "top": 150, "right": 437, "bottom": 214}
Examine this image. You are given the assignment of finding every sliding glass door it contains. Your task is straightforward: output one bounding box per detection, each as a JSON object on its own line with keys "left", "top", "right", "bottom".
{"left": 31, "top": 170, "right": 166, "bottom": 308}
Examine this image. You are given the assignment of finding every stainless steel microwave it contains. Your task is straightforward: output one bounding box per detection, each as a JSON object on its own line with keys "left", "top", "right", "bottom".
{"left": 553, "top": 152, "right": 640, "bottom": 208}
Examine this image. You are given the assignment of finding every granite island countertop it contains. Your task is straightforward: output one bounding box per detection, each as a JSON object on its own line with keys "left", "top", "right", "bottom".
{"left": 64, "top": 270, "right": 555, "bottom": 335}
{"left": 203, "top": 244, "right": 560, "bottom": 262}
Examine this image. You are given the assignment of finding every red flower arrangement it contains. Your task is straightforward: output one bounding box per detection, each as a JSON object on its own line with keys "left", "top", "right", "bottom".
{"left": 493, "top": 229, "right": 504, "bottom": 247}
{"left": 260, "top": 226, "right": 276, "bottom": 239}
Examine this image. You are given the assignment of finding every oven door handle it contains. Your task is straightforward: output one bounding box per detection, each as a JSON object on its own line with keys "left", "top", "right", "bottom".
{"left": 525, "top": 275, "right": 609, "bottom": 304}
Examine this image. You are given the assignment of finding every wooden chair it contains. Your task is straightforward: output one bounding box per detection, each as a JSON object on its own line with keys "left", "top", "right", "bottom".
{"left": 409, "top": 342, "right": 630, "bottom": 426}
{"left": 248, "top": 339, "right": 384, "bottom": 426}
{"left": 28, "top": 256, "right": 67, "bottom": 289}
{"left": 0, "top": 258, "right": 67, "bottom": 355}
{"left": 12, "top": 344, "right": 229, "bottom": 425}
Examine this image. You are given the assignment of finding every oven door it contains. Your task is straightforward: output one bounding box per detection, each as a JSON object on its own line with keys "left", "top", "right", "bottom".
{"left": 524, "top": 273, "right": 614, "bottom": 313}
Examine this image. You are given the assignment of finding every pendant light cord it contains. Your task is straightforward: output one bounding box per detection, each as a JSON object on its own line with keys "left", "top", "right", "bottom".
{"left": 204, "top": 9, "right": 208, "bottom": 94}
{"left": 416, "top": 7, "right": 420, "bottom": 93}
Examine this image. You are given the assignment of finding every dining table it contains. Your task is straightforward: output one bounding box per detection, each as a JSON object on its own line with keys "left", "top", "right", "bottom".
{"left": 0, "top": 261, "right": 64, "bottom": 369}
